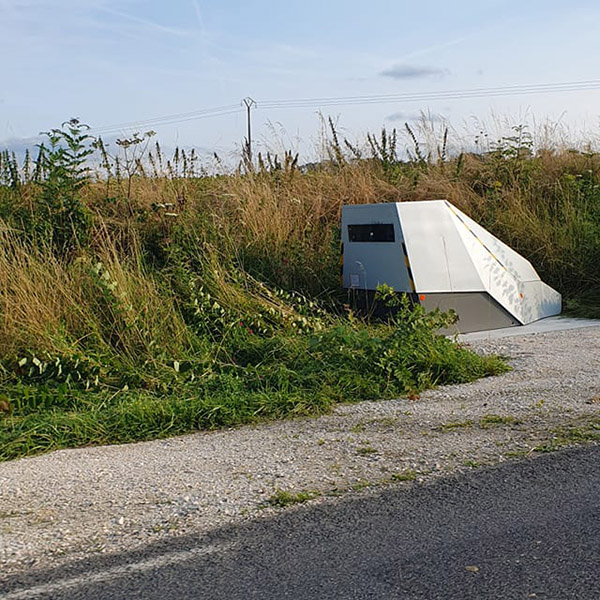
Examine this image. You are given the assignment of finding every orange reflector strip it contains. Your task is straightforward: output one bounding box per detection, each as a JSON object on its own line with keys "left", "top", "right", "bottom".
{"left": 419, "top": 294, "right": 426, "bottom": 301}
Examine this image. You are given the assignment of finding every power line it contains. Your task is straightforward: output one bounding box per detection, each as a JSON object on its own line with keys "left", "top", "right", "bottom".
{"left": 89, "top": 104, "right": 243, "bottom": 136}
{"left": 87, "top": 79, "right": 600, "bottom": 135}
{"left": 258, "top": 79, "right": 600, "bottom": 110}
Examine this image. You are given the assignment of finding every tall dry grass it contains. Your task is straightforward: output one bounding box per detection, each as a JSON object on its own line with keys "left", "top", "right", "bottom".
{"left": 0, "top": 224, "right": 197, "bottom": 366}
{"left": 2, "top": 116, "right": 599, "bottom": 356}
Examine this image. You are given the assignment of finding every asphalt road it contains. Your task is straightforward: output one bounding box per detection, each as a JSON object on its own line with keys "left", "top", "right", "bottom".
{"left": 3, "top": 445, "right": 599, "bottom": 600}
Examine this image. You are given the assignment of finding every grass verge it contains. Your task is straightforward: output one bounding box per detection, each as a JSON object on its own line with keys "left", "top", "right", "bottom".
{"left": 3, "top": 116, "right": 599, "bottom": 461}
{"left": 0, "top": 305, "right": 507, "bottom": 461}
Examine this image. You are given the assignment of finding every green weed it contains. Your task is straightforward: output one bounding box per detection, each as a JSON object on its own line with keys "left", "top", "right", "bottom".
{"left": 534, "top": 418, "right": 600, "bottom": 453}
{"left": 267, "top": 489, "right": 320, "bottom": 508}
{"left": 356, "top": 445, "right": 377, "bottom": 455}
{"left": 439, "top": 420, "right": 475, "bottom": 432}
{"left": 390, "top": 470, "right": 417, "bottom": 482}
{"left": 479, "top": 414, "right": 521, "bottom": 428}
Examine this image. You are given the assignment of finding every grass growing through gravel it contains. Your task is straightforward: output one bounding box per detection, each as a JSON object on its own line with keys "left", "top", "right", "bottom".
{"left": 390, "top": 470, "right": 418, "bottom": 482}
{"left": 438, "top": 420, "right": 475, "bottom": 432}
{"left": 479, "top": 414, "right": 521, "bottom": 428}
{"left": 1, "top": 116, "right": 598, "bottom": 461}
{"left": 534, "top": 417, "right": 600, "bottom": 453}
{"left": 267, "top": 489, "right": 321, "bottom": 508}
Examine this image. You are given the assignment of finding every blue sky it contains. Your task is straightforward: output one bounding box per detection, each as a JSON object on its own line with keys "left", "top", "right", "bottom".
{"left": 2, "top": 0, "right": 600, "bottom": 159}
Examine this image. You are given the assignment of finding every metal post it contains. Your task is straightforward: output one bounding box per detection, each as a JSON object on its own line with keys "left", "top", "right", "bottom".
{"left": 242, "top": 97, "right": 256, "bottom": 167}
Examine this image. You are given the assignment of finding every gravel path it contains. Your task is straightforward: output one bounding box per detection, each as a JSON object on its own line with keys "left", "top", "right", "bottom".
{"left": 1, "top": 326, "right": 599, "bottom": 576}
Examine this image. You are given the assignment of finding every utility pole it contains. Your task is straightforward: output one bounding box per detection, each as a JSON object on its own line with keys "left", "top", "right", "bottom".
{"left": 242, "top": 97, "right": 256, "bottom": 168}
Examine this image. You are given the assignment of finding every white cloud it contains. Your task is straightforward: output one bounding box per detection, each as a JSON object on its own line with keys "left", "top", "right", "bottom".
{"left": 386, "top": 111, "right": 444, "bottom": 123}
{"left": 380, "top": 64, "right": 449, "bottom": 80}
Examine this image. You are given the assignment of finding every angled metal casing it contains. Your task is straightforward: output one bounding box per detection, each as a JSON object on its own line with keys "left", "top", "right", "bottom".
{"left": 341, "top": 200, "right": 561, "bottom": 333}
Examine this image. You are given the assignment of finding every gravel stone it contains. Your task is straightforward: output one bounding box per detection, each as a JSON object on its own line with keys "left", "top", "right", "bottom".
{"left": 0, "top": 326, "right": 598, "bottom": 576}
